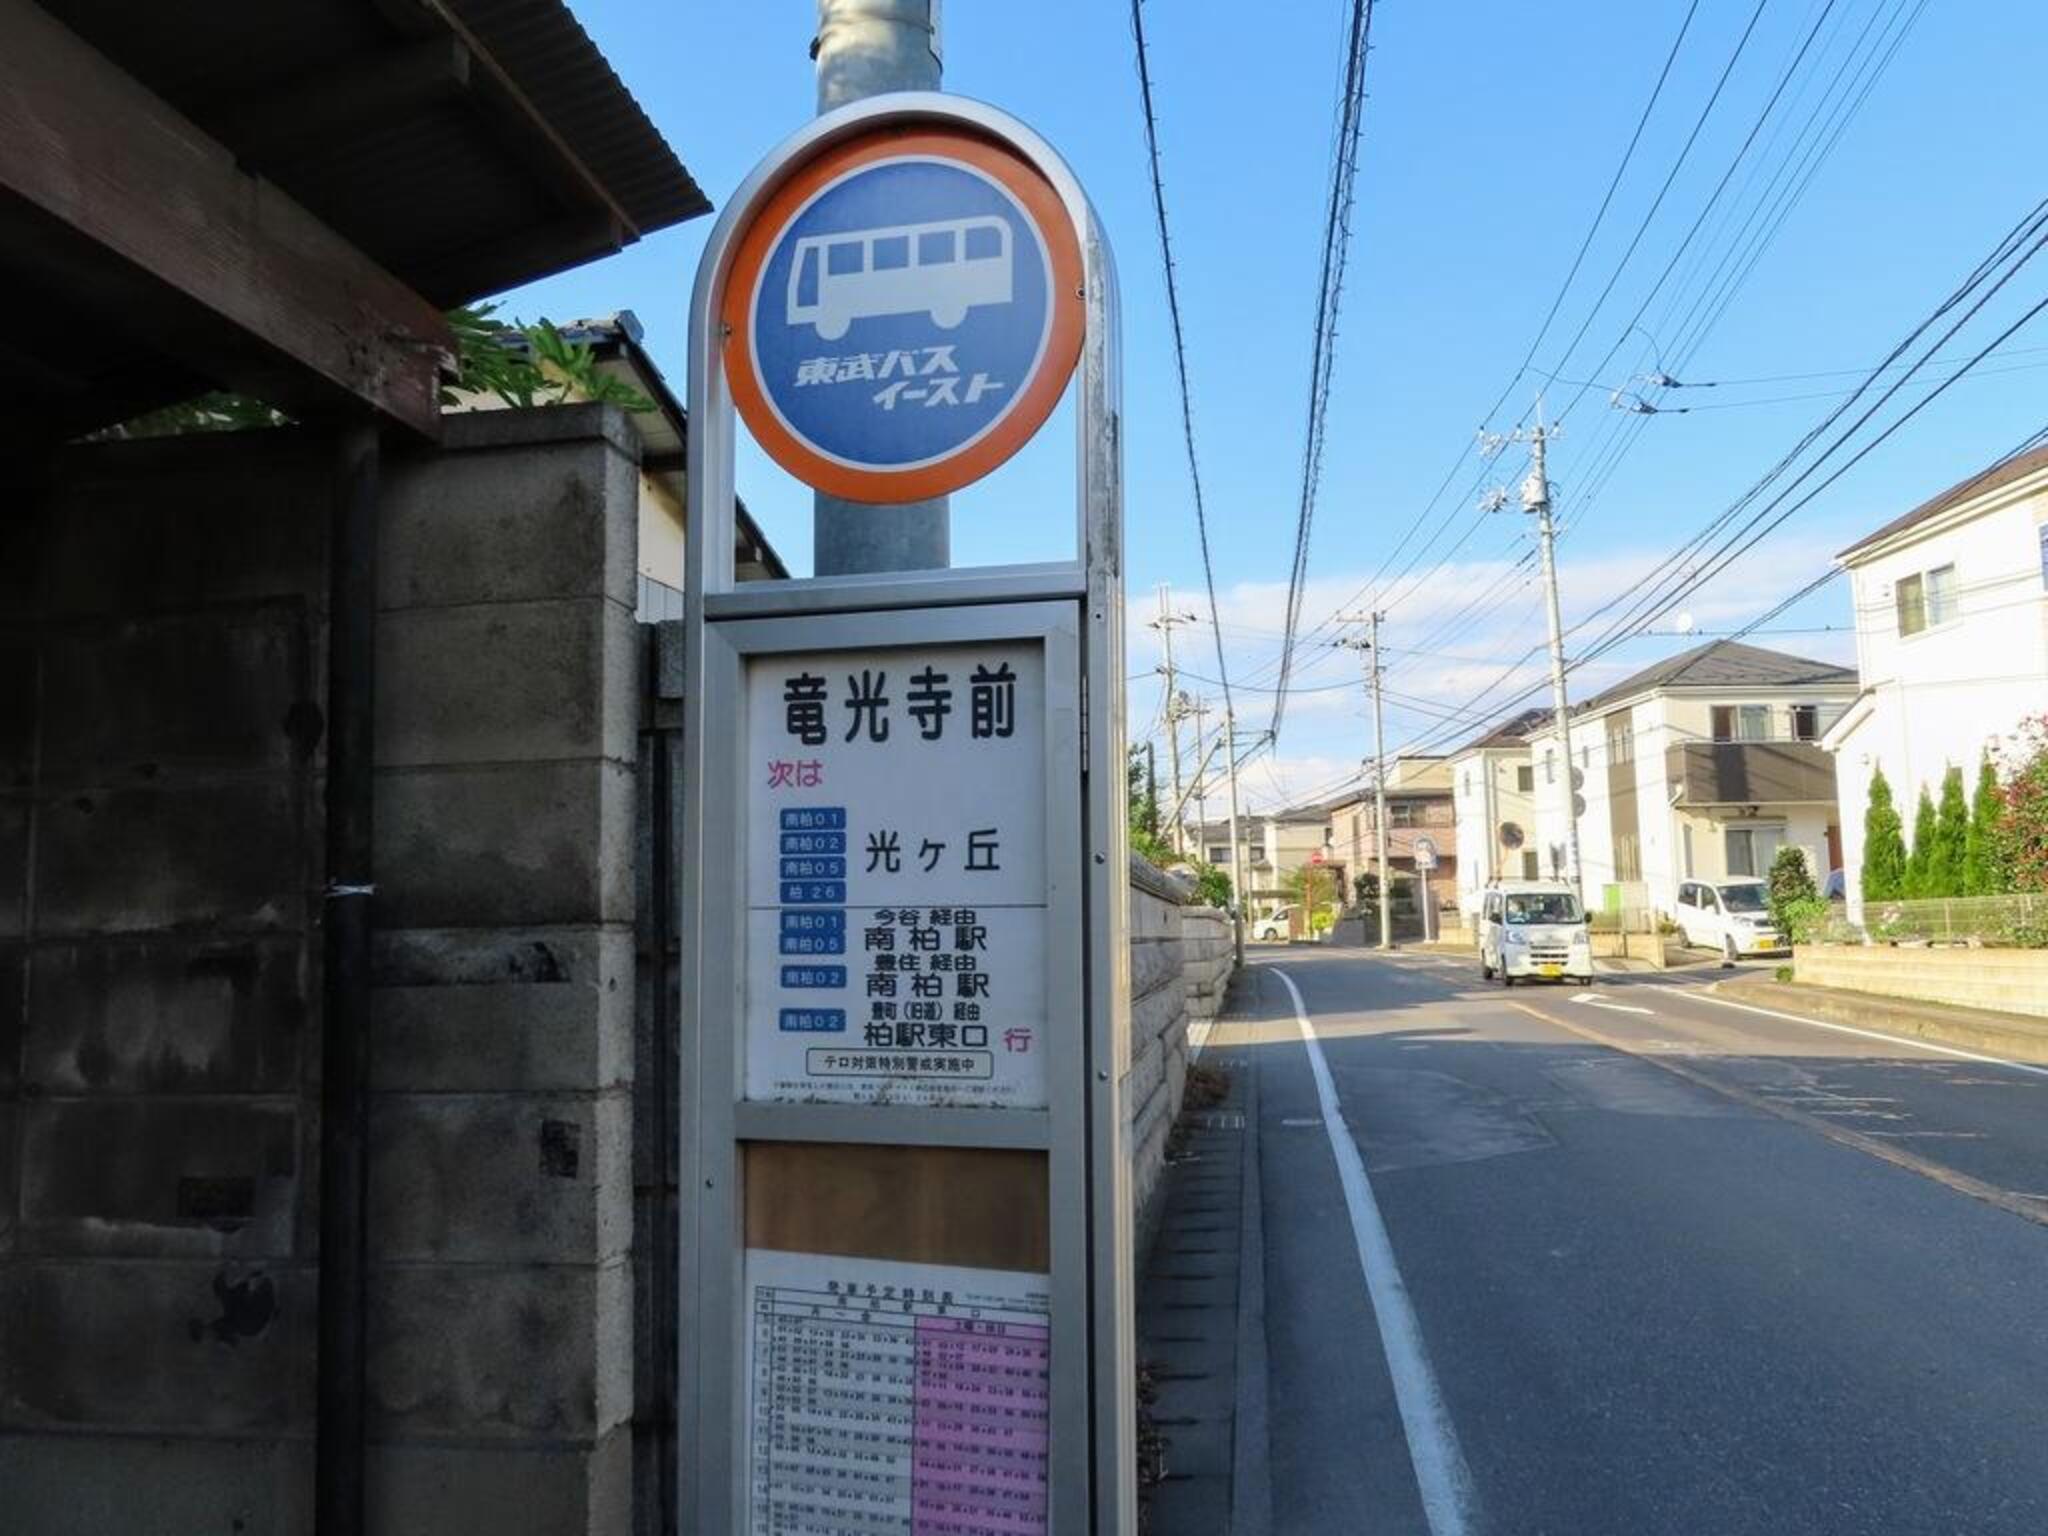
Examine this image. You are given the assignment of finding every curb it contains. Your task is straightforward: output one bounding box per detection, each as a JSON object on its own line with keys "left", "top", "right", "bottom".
{"left": 1712, "top": 974, "right": 2048, "bottom": 1065}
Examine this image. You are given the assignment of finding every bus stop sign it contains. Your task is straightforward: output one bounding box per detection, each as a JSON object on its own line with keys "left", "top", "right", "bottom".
{"left": 723, "top": 125, "right": 1085, "bottom": 503}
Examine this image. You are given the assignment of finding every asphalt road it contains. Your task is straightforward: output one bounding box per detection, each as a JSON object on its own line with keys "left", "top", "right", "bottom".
{"left": 1238, "top": 947, "right": 2048, "bottom": 1536}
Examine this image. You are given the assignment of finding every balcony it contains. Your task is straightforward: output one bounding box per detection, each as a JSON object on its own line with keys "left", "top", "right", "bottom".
{"left": 1666, "top": 741, "right": 1836, "bottom": 806}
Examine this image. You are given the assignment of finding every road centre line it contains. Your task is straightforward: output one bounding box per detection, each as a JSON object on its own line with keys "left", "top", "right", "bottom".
{"left": 1505, "top": 998, "right": 2048, "bottom": 1232}
{"left": 1683, "top": 987, "right": 2048, "bottom": 1080}
{"left": 1268, "top": 966, "right": 1478, "bottom": 1536}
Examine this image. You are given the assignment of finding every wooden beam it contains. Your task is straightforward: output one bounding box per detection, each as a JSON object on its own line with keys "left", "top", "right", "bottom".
{"left": 216, "top": 39, "right": 473, "bottom": 174}
{"left": 0, "top": 0, "right": 454, "bottom": 438}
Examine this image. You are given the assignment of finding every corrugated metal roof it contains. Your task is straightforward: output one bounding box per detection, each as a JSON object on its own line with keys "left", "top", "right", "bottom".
{"left": 12, "top": 0, "right": 711, "bottom": 439}
{"left": 444, "top": 0, "right": 709, "bottom": 232}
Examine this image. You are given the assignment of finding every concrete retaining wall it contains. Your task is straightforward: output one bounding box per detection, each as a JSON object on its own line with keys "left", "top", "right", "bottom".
{"left": 1125, "top": 860, "right": 1235, "bottom": 1250}
{"left": 1794, "top": 942, "right": 2048, "bottom": 1019}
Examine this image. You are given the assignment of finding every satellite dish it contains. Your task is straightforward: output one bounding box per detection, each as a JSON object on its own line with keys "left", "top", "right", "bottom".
{"left": 1673, "top": 611, "right": 1696, "bottom": 635}
{"left": 1498, "top": 820, "right": 1525, "bottom": 850}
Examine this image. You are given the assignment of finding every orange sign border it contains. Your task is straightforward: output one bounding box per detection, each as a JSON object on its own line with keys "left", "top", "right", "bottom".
{"left": 722, "top": 126, "right": 1086, "bottom": 505}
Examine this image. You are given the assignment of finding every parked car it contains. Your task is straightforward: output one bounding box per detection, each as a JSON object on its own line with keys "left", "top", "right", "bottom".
{"left": 1477, "top": 880, "right": 1593, "bottom": 985}
{"left": 1673, "top": 878, "right": 1789, "bottom": 964}
{"left": 1252, "top": 906, "right": 1294, "bottom": 942}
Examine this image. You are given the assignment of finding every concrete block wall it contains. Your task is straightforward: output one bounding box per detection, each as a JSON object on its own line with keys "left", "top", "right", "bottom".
{"left": 365, "top": 406, "right": 642, "bottom": 1530}
{"left": 1794, "top": 942, "right": 2048, "bottom": 1020}
{"left": 2, "top": 432, "right": 329, "bottom": 1534}
{"left": 0, "top": 406, "right": 645, "bottom": 1533}
{"left": 1125, "top": 860, "right": 1237, "bottom": 1249}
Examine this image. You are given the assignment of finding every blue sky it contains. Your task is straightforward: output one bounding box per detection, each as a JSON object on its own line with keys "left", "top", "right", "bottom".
{"left": 502, "top": 1, "right": 2048, "bottom": 811}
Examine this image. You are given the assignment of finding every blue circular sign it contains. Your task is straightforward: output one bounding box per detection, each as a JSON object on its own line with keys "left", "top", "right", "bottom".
{"left": 726, "top": 130, "right": 1084, "bottom": 501}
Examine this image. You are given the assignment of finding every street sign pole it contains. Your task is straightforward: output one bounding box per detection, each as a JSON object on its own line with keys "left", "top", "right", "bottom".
{"left": 681, "top": 94, "right": 1129, "bottom": 1536}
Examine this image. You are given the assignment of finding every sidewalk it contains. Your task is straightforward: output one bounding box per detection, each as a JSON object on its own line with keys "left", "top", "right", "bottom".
{"left": 1136, "top": 976, "right": 1267, "bottom": 1535}
{"left": 1715, "top": 970, "right": 2048, "bottom": 1065}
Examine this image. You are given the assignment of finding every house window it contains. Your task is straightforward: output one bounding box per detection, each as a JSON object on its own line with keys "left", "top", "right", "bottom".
{"left": 1896, "top": 562, "right": 1958, "bottom": 636}
{"left": 1682, "top": 823, "right": 1694, "bottom": 878}
{"left": 1516, "top": 764, "right": 1535, "bottom": 793}
{"left": 1390, "top": 801, "right": 1420, "bottom": 828}
{"left": 1545, "top": 749, "right": 1556, "bottom": 785}
{"left": 1725, "top": 825, "right": 1786, "bottom": 878}
{"left": 1521, "top": 849, "right": 1540, "bottom": 879}
{"left": 1207, "top": 845, "right": 1230, "bottom": 865}
{"left": 2039, "top": 523, "right": 2047, "bottom": 589}
{"left": 1710, "top": 704, "right": 1772, "bottom": 742}
{"left": 1791, "top": 704, "right": 1819, "bottom": 741}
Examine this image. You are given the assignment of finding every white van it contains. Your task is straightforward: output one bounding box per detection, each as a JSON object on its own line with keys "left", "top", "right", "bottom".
{"left": 1478, "top": 880, "right": 1593, "bottom": 986}
{"left": 1673, "top": 878, "right": 1788, "bottom": 964}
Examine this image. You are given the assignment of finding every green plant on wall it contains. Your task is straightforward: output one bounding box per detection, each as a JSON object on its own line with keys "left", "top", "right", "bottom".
{"left": 1862, "top": 765, "right": 1908, "bottom": 901}
{"left": 92, "top": 305, "right": 654, "bottom": 441}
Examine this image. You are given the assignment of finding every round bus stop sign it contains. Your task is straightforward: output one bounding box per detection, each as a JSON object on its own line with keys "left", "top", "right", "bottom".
{"left": 723, "top": 126, "right": 1085, "bottom": 503}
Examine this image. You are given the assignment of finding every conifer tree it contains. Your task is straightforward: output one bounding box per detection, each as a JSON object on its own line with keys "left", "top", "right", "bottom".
{"left": 1861, "top": 766, "right": 1908, "bottom": 901}
{"left": 1904, "top": 785, "right": 1938, "bottom": 898}
{"left": 1927, "top": 764, "right": 1969, "bottom": 898}
{"left": 1965, "top": 752, "right": 2006, "bottom": 895}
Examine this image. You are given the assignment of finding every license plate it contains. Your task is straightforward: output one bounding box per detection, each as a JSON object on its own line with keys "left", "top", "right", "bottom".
{"left": 1538, "top": 964, "right": 1563, "bottom": 977}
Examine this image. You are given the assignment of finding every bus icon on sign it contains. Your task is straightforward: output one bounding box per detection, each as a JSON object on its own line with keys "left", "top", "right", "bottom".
{"left": 787, "top": 216, "right": 1014, "bottom": 341}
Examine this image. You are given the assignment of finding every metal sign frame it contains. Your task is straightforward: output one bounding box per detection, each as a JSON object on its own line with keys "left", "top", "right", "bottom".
{"left": 679, "top": 93, "right": 1130, "bottom": 1535}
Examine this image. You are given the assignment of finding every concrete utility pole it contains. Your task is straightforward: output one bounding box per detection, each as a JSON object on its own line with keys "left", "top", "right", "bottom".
{"left": 811, "top": 0, "right": 947, "bottom": 575}
{"left": 1223, "top": 703, "right": 1248, "bottom": 968}
{"left": 1186, "top": 695, "right": 1211, "bottom": 849}
{"left": 1336, "top": 611, "right": 1392, "bottom": 950}
{"left": 1150, "top": 585, "right": 1199, "bottom": 856}
{"left": 1520, "top": 406, "right": 1582, "bottom": 896}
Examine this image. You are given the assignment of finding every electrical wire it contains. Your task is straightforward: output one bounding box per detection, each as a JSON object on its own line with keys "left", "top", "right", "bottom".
{"left": 1130, "top": 0, "right": 1239, "bottom": 733}
{"left": 1269, "top": 0, "right": 1379, "bottom": 740}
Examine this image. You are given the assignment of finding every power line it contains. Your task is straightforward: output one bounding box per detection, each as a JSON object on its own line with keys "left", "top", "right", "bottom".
{"left": 1269, "top": 0, "right": 1378, "bottom": 741}
{"left": 1130, "top": 0, "right": 1236, "bottom": 727}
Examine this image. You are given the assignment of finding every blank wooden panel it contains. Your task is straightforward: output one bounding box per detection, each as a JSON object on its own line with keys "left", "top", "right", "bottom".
{"left": 744, "top": 1142, "right": 1049, "bottom": 1273}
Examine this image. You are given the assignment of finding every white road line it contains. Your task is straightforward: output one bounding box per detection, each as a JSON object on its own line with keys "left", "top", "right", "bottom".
{"left": 1687, "top": 989, "right": 2048, "bottom": 1081}
{"left": 1269, "top": 965, "right": 1478, "bottom": 1536}
{"left": 1570, "top": 991, "right": 1654, "bottom": 1016}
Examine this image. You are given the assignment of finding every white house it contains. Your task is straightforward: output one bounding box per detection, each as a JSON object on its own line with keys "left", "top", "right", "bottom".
{"left": 1448, "top": 708, "right": 1550, "bottom": 916}
{"left": 1823, "top": 444, "right": 2048, "bottom": 917}
{"left": 1525, "top": 641, "right": 1857, "bottom": 918}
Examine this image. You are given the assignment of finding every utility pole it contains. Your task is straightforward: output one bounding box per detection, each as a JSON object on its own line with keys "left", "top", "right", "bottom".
{"left": 1223, "top": 704, "right": 1248, "bottom": 968}
{"left": 1149, "top": 585, "right": 1199, "bottom": 857}
{"left": 1524, "top": 408, "right": 1581, "bottom": 895}
{"left": 1336, "top": 611, "right": 1392, "bottom": 950}
{"left": 1186, "top": 696, "right": 1211, "bottom": 851}
{"left": 1485, "top": 399, "right": 1582, "bottom": 894}
{"left": 1144, "top": 741, "right": 1158, "bottom": 842}
{"left": 811, "top": 0, "right": 947, "bottom": 575}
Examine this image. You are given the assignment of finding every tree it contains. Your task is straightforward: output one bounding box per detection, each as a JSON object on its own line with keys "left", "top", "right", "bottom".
{"left": 1284, "top": 862, "right": 1338, "bottom": 934}
{"left": 1904, "top": 785, "right": 1939, "bottom": 898}
{"left": 1966, "top": 752, "right": 2006, "bottom": 895}
{"left": 2000, "top": 714, "right": 2048, "bottom": 892}
{"left": 1767, "top": 844, "right": 1818, "bottom": 934}
{"left": 1861, "top": 765, "right": 1908, "bottom": 901}
{"left": 1927, "top": 764, "right": 1970, "bottom": 898}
